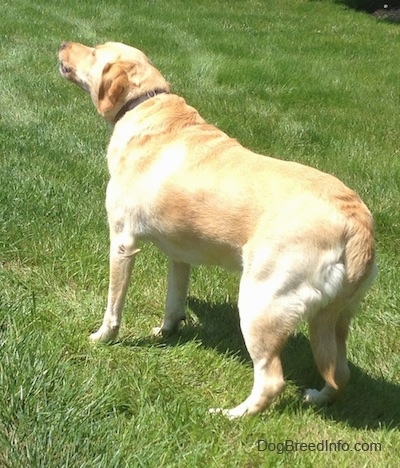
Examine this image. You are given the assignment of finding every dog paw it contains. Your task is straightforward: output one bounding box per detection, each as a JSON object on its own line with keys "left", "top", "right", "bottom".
{"left": 152, "top": 326, "right": 163, "bottom": 337}
{"left": 152, "top": 326, "right": 176, "bottom": 338}
{"left": 209, "top": 407, "right": 246, "bottom": 419}
{"left": 303, "top": 385, "right": 338, "bottom": 406}
{"left": 152, "top": 320, "right": 184, "bottom": 337}
{"left": 89, "top": 326, "right": 119, "bottom": 344}
{"left": 303, "top": 388, "right": 323, "bottom": 405}
{"left": 209, "top": 408, "right": 231, "bottom": 418}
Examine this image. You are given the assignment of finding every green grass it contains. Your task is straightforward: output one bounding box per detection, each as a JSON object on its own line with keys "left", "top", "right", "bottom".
{"left": 1, "top": 0, "right": 399, "bottom": 466}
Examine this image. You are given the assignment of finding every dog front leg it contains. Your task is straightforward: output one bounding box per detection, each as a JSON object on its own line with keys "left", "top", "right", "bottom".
{"left": 90, "top": 234, "right": 139, "bottom": 343}
{"left": 153, "top": 260, "right": 190, "bottom": 336}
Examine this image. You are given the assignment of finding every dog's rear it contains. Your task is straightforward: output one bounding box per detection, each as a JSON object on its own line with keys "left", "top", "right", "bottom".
{"left": 59, "top": 41, "right": 376, "bottom": 418}
{"left": 303, "top": 193, "right": 376, "bottom": 407}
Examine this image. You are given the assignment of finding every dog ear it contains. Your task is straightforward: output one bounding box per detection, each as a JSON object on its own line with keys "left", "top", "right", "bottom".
{"left": 97, "top": 62, "right": 134, "bottom": 115}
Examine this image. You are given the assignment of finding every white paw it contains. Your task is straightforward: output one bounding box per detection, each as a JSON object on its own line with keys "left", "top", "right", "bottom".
{"left": 89, "top": 325, "right": 119, "bottom": 344}
{"left": 303, "top": 388, "right": 322, "bottom": 405}
{"left": 152, "top": 323, "right": 179, "bottom": 338}
{"left": 152, "top": 326, "right": 163, "bottom": 337}
{"left": 209, "top": 408, "right": 231, "bottom": 418}
{"left": 209, "top": 407, "right": 247, "bottom": 419}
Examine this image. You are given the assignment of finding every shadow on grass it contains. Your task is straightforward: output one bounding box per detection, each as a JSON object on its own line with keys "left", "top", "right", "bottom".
{"left": 335, "top": 0, "right": 400, "bottom": 23}
{"left": 122, "top": 296, "right": 400, "bottom": 430}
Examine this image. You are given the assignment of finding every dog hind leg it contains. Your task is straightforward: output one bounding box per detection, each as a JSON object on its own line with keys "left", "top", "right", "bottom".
{"left": 210, "top": 277, "right": 302, "bottom": 418}
{"left": 304, "top": 303, "right": 352, "bottom": 405}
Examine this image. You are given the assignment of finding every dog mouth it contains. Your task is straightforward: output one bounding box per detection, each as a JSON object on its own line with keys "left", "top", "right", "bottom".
{"left": 59, "top": 62, "right": 72, "bottom": 76}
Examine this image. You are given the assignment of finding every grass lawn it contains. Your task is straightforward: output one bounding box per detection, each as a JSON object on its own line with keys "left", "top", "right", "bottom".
{"left": 1, "top": 0, "right": 399, "bottom": 466}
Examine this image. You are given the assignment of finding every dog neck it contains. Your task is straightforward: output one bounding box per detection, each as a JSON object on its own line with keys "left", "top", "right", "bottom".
{"left": 114, "top": 90, "right": 168, "bottom": 124}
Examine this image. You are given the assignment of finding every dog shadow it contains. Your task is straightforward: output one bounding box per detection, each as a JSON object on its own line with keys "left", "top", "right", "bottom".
{"left": 122, "top": 296, "right": 400, "bottom": 430}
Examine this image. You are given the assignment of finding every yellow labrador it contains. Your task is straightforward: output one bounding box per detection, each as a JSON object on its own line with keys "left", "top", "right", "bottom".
{"left": 59, "top": 41, "right": 376, "bottom": 417}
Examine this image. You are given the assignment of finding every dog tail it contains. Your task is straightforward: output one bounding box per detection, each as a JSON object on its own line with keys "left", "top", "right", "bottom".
{"left": 343, "top": 195, "right": 377, "bottom": 297}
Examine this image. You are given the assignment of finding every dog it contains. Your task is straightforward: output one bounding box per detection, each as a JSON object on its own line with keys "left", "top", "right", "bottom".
{"left": 59, "top": 41, "right": 376, "bottom": 417}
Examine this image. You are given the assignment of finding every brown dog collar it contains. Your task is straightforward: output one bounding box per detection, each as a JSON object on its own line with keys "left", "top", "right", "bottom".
{"left": 114, "top": 89, "right": 168, "bottom": 123}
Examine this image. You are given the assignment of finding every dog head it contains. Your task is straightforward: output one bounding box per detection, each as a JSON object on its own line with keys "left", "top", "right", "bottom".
{"left": 59, "top": 41, "right": 170, "bottom": 122}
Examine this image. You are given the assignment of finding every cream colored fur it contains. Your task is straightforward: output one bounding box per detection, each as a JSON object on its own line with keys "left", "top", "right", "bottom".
{"left": 59, "top": 41, "right": 376, "bottom": 417}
